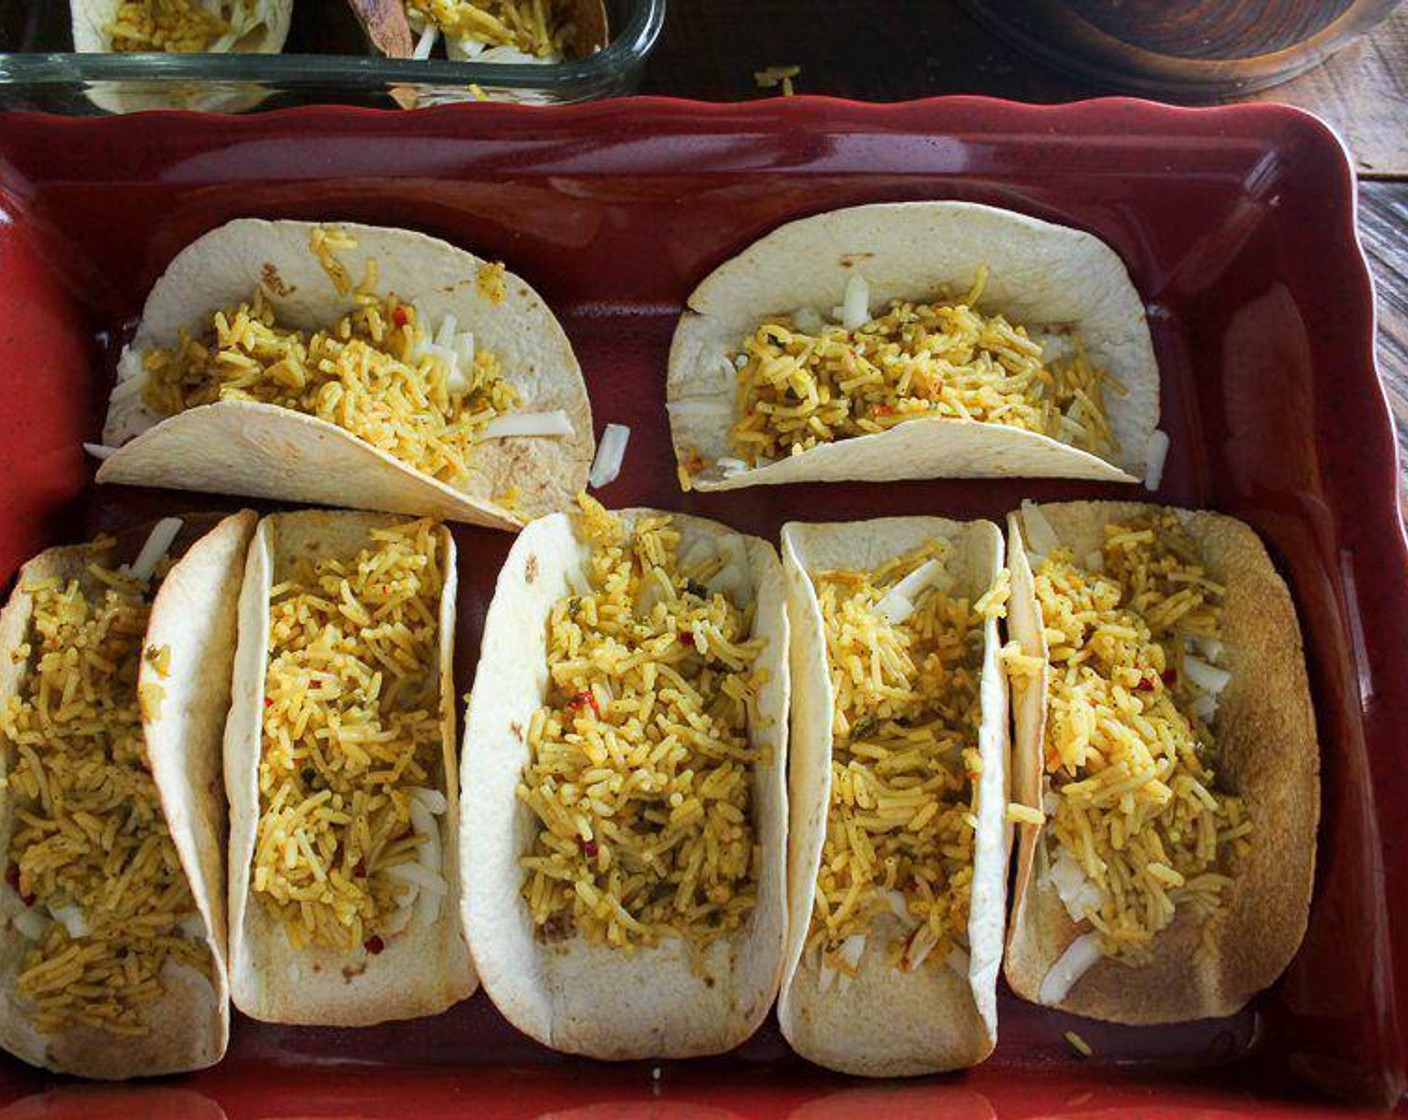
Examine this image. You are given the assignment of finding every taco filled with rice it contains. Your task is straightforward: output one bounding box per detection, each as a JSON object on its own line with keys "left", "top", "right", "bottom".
{"left": 0, "top": 511, "right": 254, "bottom": 1078}
{"left": 346, "top": 0, "right": 607, "bottom": 62}
{"left": 223, "top": 511, "right": 473, "bottom": 1025}
{"left": 70, "top": 0, "right": 291, "bottom": 54}
{"left": 461, "top": 497, "right": 789, "bottom": 1058}
{"left": 778, "top": 517, "right": 1010, "bottom": 1076}
{"left": 95, "top": 219, "right": 593, "bottom": 531}
{"left": 1002, "top": 501, "right": 1319, "bottom": 1023}
{"left": 668, "top": 201, "right": 1162, "bottom": 491}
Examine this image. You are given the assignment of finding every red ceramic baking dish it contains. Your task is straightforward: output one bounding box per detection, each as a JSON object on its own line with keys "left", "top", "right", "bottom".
{"left": 0, "top": 96, "right": 1402, "bottom": 1119}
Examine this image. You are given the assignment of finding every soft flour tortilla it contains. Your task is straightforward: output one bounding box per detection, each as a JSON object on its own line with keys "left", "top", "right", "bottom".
{"left": 224, "top": 511, "right": 474, "bottom": 1025}
{"left": 777, "top": 518, "right": 1010, "bottom": 1076}
{"left": 461, "top": 509, "right": 789, "bottom": 1059}
{"left": 98, "top": 219, "right": 593, "bottom": 530}
{"left": 69, "top": 0, "right": 293, "bottom": 114}
{"left": 668, "top": 201, "right": 1159, "bottom": 490}
{"left": 1003, "top": 501, "right": 1320, "bottom": 1024}
{"left": 0, "top": 510, "right": 254, "bottom": 1078}
{"left": 70, "top": 0, "right": 292, "bottom": 52}
{"left": 346, "top": 0, "right": 608, "bottom": 58}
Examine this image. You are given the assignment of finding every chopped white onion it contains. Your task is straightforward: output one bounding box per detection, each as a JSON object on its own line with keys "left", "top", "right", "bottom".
{"left": 588, "top": 423, "right": 631, "bottom": 489}
{"left": 1084, "top": 550, "right": 1104, "bottom": 573}
{"left": 946, "top": 946, "right": 971, "bottom": 977}
{"left": 409, "top": 787, "right": 449, "bottom": 816}
{"left": 1196, "top": 636, "right": 1225, "bottom": 662}
{"left": 876, "top": 559, "right": 942, "bottom": 623}
{"left": 715, "top": 457, "right": 749, "bottom": 477}
{"left": 385, "top": 861, "right": 448, "bottom": 896}
{"left": 434, "top": 315, "right": 458, "bottom": 348}
{"left": 839, "top": 273, "right": 871, "bottom": 332}
{"left": 903, "top": 929, "right": 937, "bottom": 970}
{"left": 840, "top": 933, "right": 866, "bottom": 970}
{"left": 380, "top": 900, "right": 415, "bottom": 937}
{"left": 83, "top": 442, "right": 120, "bottom": 460}
{"left": 1191, "top": 692, "right": 1219, "bottom": 725}
{"left": 454, "top": 332, "right": 475, "bottom": 373}
{"left": 791, "top": 306, "right": 825, "bottom": 334}
{"left": 1183, "top": 655, "right": 1232, "bottom": 696}
{"left": 666, "top": 398, "right": 733, "bottom": 420}
{"left": 704, "top": 535, "right": 751, "bottom": 604}
{"left": 412, "top": 21, "right": 439, "bottom": 58}
{"left": 51, "top": 904, "right": 89, "bottom": 939}
{"left": 110, "top": 355, "right": 147, "bottom": 401}
{"left": 885, "top": 890, "right": 909, "bottom": 921}
{"left": 1047, "top": 847, "right": 1102, "bottom": 923}
{"left": 125, "top": 517, "right": 183, "bottom": 582}
{"left": 1038, "top": 932, "right": 1102, "bottom": 1005}
{"left": 1020, "top": 500, "right": 1060, "bottom": 559}
{"left": 1143, "top": 429, "right": 1170, "bottom": 492}
{"left": 480, "top": 410, "right": 574, "bottom": 440}
{"left": 409, "top": 799, "right": 444, "bottom": 928}
{"left": 13, "top": 907, "right": 46, "bottom": 942}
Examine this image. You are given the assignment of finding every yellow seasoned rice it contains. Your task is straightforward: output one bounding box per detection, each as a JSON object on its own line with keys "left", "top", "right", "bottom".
{"left": 517, "top": 496, "right": 768, "bottom": 951}
{"left": 253, "top": 518, "right": 447, "bottom": 953}
{"left": 728, "top": 268, "right": 1118, "bottom": 469}
{"left": 140, "top": 226, "right": 521, "bottom": 490}
{"left": 108, "top": 0, "right": 232, "bottom": 52}
{"left": 0, "top": 540, "right": 210, "bottom": 1037}
{"left": 408, "top": 0, "right": 573, "bottom": 57}
{"left": 806, "top": 543, "right": 1007, "bottom": 980}
{"left": 1031, "top": 511, "right": 1249, "bottom": 963}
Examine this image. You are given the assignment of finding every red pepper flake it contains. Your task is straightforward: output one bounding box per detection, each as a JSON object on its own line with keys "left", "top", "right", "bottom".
{"left": 1161, "top": 668, "right": 1178, "bottom": 686}
{"left": 1136, "top": 676, "right": 1156, "bottom": 692}
{"left": 679, "top": 631, "right": 695, "bottom": 646}
{"left": 309, "top": 680, "right": 322, "bottom": 690}
{"left": 567, "top": 690, "right": 600, "bottom": 715}
{"left": 8, "top": 867, "right": 35, "bottom": 909}
{"left": 364, "top": 935, "right": 385, "bottom": 955}
{"left": 578, "top": 837, "right": 599, "bottom": 858}
{"left": 264, "top": 696, "right": 274, "bottom": 707}
{"left": 873, "top": 404, "right": 894, "bottom": 417}
{"left": 391, "top": 306, "right": 409, "bottom": 328}
{"left": 352, "top": 859, "right": 367, "bottom": 878}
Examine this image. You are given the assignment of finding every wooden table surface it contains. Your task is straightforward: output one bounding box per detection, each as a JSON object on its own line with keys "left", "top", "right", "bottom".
{"left": 640, "top": 1, "right": 1408, "bottom": 510}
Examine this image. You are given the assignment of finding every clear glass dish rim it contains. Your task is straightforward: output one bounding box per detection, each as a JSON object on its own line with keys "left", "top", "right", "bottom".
{"left": 0, "top": 0, "right": 665, "bottom": 90}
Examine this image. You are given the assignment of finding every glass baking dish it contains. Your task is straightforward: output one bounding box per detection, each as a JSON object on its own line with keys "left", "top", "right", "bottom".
{"left": 0, "top": 0, "right": 664, "bottom": 111}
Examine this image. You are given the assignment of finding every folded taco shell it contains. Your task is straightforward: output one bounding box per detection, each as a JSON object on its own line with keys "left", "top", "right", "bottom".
{"left": 461, "top": 509, "right": 789, "bottom": 1058}
{"left": 69, "top": 0, "right": 294, "bottom": 114}
{"left": 0, "top": 510, "right": 254, "bottom": 1078}
{"left": 98, "top": 219, "right": 593, "bottom": 531}
{"left": 668, "top": 201, "right": 1158, "bottom": 489}
{"left": 1003, "top": 501, "right": 1319, "bottom": 1023}
{"left": 778, "top": 517, "right": 1010, "bottom": 1076}
{"left": 224, "top": 510, "right": 474, "bottom": 1025}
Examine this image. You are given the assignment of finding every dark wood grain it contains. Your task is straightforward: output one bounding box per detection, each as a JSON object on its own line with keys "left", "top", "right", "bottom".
{"left": 1360, "top": 182, "right": 1408, "bottom": 513}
